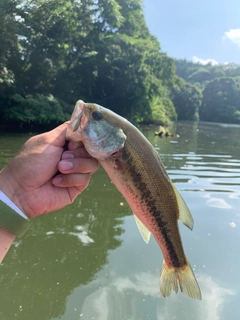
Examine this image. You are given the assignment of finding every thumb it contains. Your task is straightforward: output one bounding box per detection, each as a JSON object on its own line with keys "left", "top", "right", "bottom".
{"left": 44, "top": 122, "right": 70, "bottom": 148}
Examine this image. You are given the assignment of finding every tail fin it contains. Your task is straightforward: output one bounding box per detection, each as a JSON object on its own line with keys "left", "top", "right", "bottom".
{"left": 160, "top": 259, "right": 202, "bottom": 300}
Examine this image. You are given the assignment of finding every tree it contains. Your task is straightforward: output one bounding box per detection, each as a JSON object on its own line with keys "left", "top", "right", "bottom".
{"left": 1, "top": 0, "right": 180, "bottom": 129}
{"left": 174, "top": 59, "right": 198, "bottom": 81}
{"left": 200, "top": 77, "right": 240, "bottom": 123}
{"left": 172, "top": 82, "right": 202, "bottom": 121}
{"left": 0, "top": 0, "right": 21, "bottom": 92}
{"left": 187, "top": 69, "right": 212, "bottom": 83}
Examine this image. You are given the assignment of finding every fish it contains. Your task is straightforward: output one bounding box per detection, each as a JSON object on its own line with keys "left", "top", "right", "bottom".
{"left": 67, "top": 100, "right": 202, "bottom": 300}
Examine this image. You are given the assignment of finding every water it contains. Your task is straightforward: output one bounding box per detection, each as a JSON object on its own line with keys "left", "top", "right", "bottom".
{"left": 0, "top": 121, "right": 240, "bottom": 320}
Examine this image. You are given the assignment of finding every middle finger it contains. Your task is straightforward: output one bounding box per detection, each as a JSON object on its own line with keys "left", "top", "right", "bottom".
{"left": 58, "top": 158, "right": 99, "bottom": 174}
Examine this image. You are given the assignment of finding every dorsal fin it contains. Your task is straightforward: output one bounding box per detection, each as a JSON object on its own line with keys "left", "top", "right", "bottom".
{"left": 134, "top": 214, "right": 151, "bottom": 243}
{"left": 172, "top": 184, "right": 194, "bottom": 230}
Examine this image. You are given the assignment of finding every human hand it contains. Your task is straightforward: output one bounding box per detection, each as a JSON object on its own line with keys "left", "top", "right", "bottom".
{"left": 0, "top": 123, "right": 99, "bottom": 218}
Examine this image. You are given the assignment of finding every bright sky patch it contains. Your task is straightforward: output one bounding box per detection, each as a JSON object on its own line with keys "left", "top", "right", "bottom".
{"left": 224, "top": 29, "right": 240, "bottom": 47}
{"left": 192, "top": 56, "right": 219, "bottom": 66}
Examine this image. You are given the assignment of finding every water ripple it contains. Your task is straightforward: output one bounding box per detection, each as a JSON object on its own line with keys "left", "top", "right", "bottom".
{"left": 166, "top": 153, "right": 240, "bottom": 195}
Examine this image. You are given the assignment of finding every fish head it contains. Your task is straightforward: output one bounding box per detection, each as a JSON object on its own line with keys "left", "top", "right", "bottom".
{"left": 67, "top": 100, "right": 127, "bottom": 160}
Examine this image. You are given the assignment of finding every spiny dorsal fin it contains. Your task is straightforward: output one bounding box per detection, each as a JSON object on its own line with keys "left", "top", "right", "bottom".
{"left": 134, "top": 214, "right": 151, "bottom": 243}
{"left": 172, "top": 184, "right": 194, "bottom": 230}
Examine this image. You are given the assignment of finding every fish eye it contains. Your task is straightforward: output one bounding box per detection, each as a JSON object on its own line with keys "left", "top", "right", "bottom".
{"left": 92, "top": 110, "right": 102, "bottom": 121}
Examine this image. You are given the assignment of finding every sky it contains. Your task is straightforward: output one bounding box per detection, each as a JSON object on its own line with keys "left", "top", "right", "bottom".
{"left": 143, "top": 0, "right": 240, "bottom": 65}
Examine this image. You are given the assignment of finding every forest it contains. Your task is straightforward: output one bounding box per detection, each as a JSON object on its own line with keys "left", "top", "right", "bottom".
{"left": 174, "top": 60, "right": 240, "bottom": 123}
{"left": 1, "top": 0, "right": 240, "bottom": 130}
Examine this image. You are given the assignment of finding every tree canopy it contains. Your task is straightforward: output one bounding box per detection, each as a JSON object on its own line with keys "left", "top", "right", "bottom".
{"left": 174, "top": 59, "right": 240, "bottom": 123}
{"left": 1, "top": 1, "right": 240, "bottom": 130}
{"left": 0, "top": 0, "right": 179, "bottom": 130}
{"left": 200, "top": 77, "right": 240, "bottom": 123}
{"left": 171, "top": 82, "right": 202, "bottom": 121}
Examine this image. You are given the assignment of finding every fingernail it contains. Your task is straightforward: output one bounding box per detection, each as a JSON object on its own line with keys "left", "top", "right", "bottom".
{"left": 59, "top": 160, "right": 73, "bottom": 170}
{"left": 62, "top": 152, "right": 74, "bottom": 160}
{"left": 52, "top": 175, "right": 63, "bottom": 185}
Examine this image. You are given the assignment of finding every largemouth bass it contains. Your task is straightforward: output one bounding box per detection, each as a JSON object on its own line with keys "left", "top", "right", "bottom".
{"left": 67, "top": 100, "right": 201, "bottom": 300}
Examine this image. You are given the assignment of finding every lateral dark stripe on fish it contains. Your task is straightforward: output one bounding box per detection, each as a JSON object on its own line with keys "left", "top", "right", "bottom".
{"left": 67, "top": 100, "right": 202, "bottom": 300}
{"left": 122, "top": 143, "right": 186, "bottom": 269}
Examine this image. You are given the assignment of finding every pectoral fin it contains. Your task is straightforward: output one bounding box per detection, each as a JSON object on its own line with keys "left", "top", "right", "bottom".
{"left": 172, "top": 184, "right": 194, "bottom": 230}
{"left": 134, "top": 214, "right": 151, "bottom": 243}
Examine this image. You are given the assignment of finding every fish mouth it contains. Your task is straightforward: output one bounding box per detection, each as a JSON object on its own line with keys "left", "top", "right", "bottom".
{"left": 110, "top": 148, "right": 123, "bottom": 157}
{"left": 66, "top": 100, "right": 87, "bottom": 141}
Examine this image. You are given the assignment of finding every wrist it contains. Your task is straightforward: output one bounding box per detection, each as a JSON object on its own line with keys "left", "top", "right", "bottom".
{"left": 0, "top": 167, "right": 26, "bottom": 214}
{"left": 0, "top": 168, "right": 32, "bottom": 238}
{"left": 0, "top": 190, "right": 32, "bottom": 237}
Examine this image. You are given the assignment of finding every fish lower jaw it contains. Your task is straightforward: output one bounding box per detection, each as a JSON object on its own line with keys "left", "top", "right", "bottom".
{"left": 109, "top": 148, "right": 123, "bottom": 157}
{"left": 87, "top": 147, "right": 122, "bottom": 161}
{"left": 98, "top": 149, "right": 122, "bottom": 161}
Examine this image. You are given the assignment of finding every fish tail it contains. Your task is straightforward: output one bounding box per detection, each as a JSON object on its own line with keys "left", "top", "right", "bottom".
{"left": 160, "top": 259, "right": 202, "bottom": 300}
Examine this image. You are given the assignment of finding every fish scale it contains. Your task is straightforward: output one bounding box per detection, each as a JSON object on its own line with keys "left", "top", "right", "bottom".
{"left": 116, "top": 142, "right": 186, "bottom": 268}
{"left": 67, "top": 100, "right": 202, "bottom": 300}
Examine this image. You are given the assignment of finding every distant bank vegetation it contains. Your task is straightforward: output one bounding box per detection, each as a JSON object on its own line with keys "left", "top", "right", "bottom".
{"left": 1, "top": 0, "right": 240, "bottom": 131}
{"left": 174, "top": 60, "right": 240, "bottom": 124}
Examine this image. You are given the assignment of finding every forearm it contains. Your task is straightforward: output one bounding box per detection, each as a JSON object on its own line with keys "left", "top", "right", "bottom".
{"left": 0, "top": 170, "right": 15, "bottom": 261}
{"left": 0, "top": 227, "right": 15, "bottom": 263}
{"left": 0, "top": 169, "right": 29, "bottom": 262}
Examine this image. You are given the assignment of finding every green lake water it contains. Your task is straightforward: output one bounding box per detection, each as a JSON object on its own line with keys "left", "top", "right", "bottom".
{"left": 0, "top": 121, "right": 240, "bottom": 320}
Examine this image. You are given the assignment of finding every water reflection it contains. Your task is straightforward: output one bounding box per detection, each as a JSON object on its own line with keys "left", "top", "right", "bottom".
{"left": 79, "top": 272, "right": 160, "bottom": 320}
{"left": 197, "top": 274, "right": 235, "bottom": 320}
{"left": 156, "top": 273, "right": 235, "bottom": 320}
{"left": 63, "top": 271, "right": 235, "bottom": 320}
{"left": 0, "top": 166, "right": 129, "bottom": 320}
{"left": 205, "top": 195, "right": 232, "bottom": 209}
{"left": 1, "top": 121, "right": 240, "bottom": 320}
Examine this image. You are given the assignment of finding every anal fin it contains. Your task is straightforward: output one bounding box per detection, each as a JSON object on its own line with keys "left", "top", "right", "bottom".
{"left": 134, "top": 214, "right": 151, "bottom": 244}
{"left": 172, "top": 184, "right": 194, "bottom": 230}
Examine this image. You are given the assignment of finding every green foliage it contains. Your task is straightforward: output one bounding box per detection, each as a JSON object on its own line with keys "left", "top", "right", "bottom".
{"left": 0, "top": 0, "right": 180, "bottom": 128}
{"left": 4, "top": 94, "right": 70, "bottom": 124}
{"left": 174, "top": 59, "right": 201, "bottom": 83}
{"left": 224, "top": 65, "right": 240, "bottom": 77}
{"left": 187, "top": 69, "right": 212, "bottom": 84}
{"left": 141, "top": 94, "right": 177, "bottom": 125}
{"left": 174, "top": 59, "right": 240, "bottom": 123}
{"left": 2, "top": 1, "right": 240, "bottom": 127}
{"left": 200, "top": 77, "right": 240, "bottom": 123}
{"left": 0, "top": 0, "right": 20, "bottom": 92}
{"left": 172, "top": 82, "right": 202, "bottom": 121}
{"left": 175, "top": 60, "right": 228, "bottom": 86}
